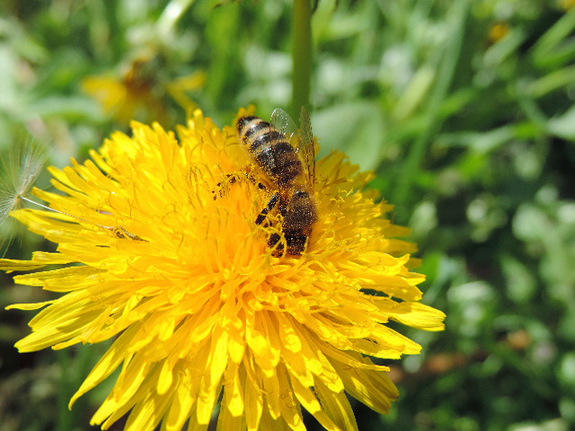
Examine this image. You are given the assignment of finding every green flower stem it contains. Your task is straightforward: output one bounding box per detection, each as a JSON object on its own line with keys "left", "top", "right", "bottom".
{"left": 291, "top": 0, "right": 313, "bottom": 117}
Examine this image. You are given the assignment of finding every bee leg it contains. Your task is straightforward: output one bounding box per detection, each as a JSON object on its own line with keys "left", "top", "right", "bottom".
{"left": 212, "top": 174, "right": 238, "bottom": 200}
{"left": 255, "top": 192, "right": 280, "bottom": 226}
{"left": 254, "top": 192, "right": 287, "bottom": 257}
{"left": 244, "top": 172, "right": 267, "bottom": 191}
{"left": 268, "top": 233, "right": 284, "bottom": 257}
{"left": 212, "top": 173, "right": 266, "bottom": 200}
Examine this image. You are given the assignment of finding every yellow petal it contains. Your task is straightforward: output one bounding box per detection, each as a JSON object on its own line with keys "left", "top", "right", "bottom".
{"left": 0, "top": 258, "right": 48, "bottom": 272}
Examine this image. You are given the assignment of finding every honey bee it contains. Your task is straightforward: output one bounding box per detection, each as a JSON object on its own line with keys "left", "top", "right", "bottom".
{"left": 236, "top": 107, "right": 317, "bottom": 257}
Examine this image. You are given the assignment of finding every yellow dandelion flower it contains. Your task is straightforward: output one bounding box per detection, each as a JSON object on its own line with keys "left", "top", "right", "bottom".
{"left": 83, "top": 57, "right": 165, "bottom": 124}
{"left": 82, "top": 55, "right": 204, "bottom": 125}
{"left": 1, "top": 108, "right": 445, "bottom": 431}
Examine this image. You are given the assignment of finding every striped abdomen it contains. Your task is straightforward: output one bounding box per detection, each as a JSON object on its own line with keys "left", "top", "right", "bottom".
{"left": 236, "top": 116, "right": 302, "bottom": 188}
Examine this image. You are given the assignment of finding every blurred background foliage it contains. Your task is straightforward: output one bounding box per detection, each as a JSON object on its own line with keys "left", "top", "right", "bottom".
{"left": 1, "top": 0, "right": 575, "bottom": 430}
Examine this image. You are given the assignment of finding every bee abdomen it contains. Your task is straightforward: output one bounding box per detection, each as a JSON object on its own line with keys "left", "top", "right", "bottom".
{"left": 237, "top": 116, "right": 302, "bottom": 187}
{"left": 237, "top": 117, "right": 271, "bottom": 145}
{"left": 249, "top": 130, "right": 283, "bottom": 152}
{"left": 255, "top": 143, "right": 301, "bottom": 186}
{"left": 236, "top": 116, "right": 261, "bottom": 137}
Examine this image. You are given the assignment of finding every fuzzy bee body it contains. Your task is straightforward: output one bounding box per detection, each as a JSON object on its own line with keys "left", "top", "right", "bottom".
{"left": 236, "top": 109, "right": 317, "bottom": 257}
{"left": 237, "top": 116, "right": 302, "bottom": 188}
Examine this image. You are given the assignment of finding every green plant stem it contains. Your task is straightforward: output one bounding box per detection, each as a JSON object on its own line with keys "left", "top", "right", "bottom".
{"left": 291, "top": 0, "right": 313, "bottom": 117}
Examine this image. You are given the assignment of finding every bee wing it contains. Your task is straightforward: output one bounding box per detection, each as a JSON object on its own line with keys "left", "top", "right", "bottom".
{"left": 298, "top": 106, "right": 316, "bottom": 185}
{"left": 270, "top": 108, "right": 296, "bottom": 133}
{"left": 270, "top": 107, "right": 316, "bottom": 185}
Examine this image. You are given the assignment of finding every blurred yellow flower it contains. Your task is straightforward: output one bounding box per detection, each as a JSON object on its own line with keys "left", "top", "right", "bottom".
{"left": 83, "top": 56, "right": 205, "bottom": 125}
{"left": 488, "top": 22, "right": 510, "bottom": 44}
{"left": 1, "top": 109, "right": 445, "bottom": 431}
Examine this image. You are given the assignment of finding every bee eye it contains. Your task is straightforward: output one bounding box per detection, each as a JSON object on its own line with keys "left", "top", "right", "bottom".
{"left": 295, "top": 191, "right": 309, "bottom": 198}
